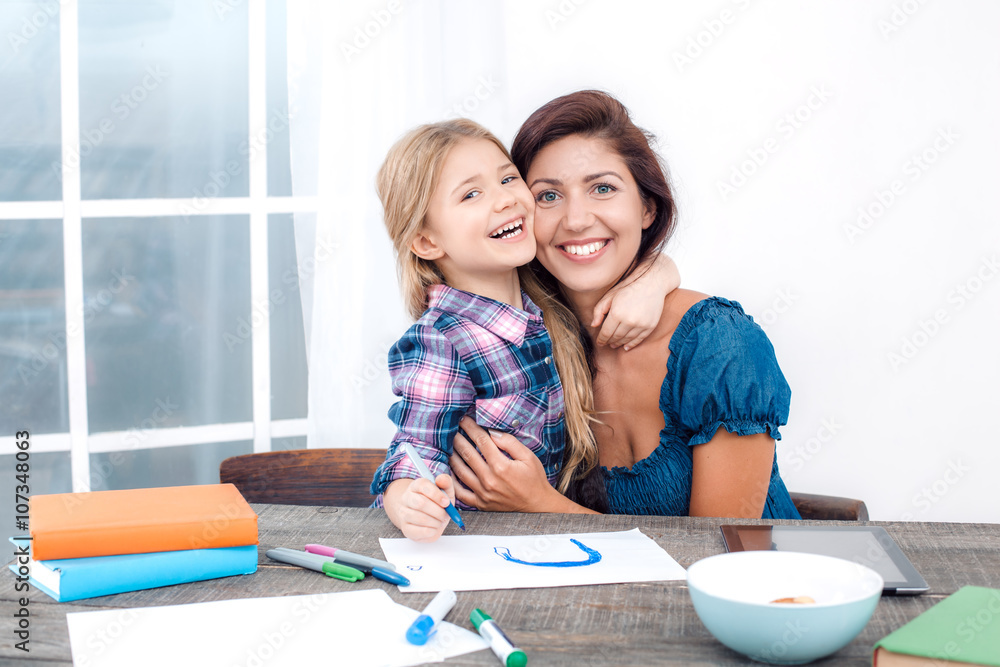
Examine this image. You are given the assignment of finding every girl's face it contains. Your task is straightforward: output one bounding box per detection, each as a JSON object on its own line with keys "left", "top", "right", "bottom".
{"left": 417, "top": 138, "right": 536, "bottom": 293}
{"left": 527, "top": 134, "right": 654, "bottom": 300}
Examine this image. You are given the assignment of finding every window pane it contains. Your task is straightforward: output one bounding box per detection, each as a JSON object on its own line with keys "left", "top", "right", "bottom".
{"left": 78, "top": 1, "right": 249, "bottom": 199}
{"left": 90, "top": 440, "right": 251, "bottom": 491}
{"left": 82, "top": 217, "right": 251, "bottom": 432}
{"left": 1, "top": 451, "right": 71, "bottom": 532}
{"left": 269, "top": 214, "right": 307, "bottom": 419}
{"left": 272, "top": 436, "right": 305, "bottom": 451}
{"left": 267, "top": 0, "right": 292, "bottom": 197}
{"left": 0, "top": 221, "right": 68, "bottom": 434}
{"left": 0, "top": 2, "right": 62, "bottom": 201}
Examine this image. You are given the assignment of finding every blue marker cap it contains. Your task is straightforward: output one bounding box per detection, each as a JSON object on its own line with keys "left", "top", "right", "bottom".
{"left": 371, "top": 565, "right": 410, "bottom": 587}
{"left": 406, "top": 615, "right": 437, "bottom": 645}
{"left": 405, "top": 590, "right": 457, "bottom": 645}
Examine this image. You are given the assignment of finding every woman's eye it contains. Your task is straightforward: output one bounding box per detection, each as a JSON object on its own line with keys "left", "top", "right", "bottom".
{"left": 594, "top": 184, "right": 615, "bottom": 195}
{"left": 537, "top": 191, "right": 560, "bottom": 203}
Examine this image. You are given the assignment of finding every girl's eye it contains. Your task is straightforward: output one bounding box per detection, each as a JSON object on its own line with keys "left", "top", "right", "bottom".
{"left": 462, "top": 190, "right": 480, "bottom": 201}
{"left": 536, "top": 190, "right": 560, "bottom": 203}
{"left": 501, "top": 175, "right": 518, "bottom": 185}
{"left": 594, "top": 184, "right": 615, "bottom": 195}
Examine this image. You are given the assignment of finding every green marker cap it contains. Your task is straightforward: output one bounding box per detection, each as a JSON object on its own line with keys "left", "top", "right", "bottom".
{"left": 506, "top": 649, "right": 528, "bottom": 667}
{"left": 470, "top": 609, "right": 527, "bottom": 667}
{"left": 470, "top": 608, "right": 492, "bottom": 630}
{"left": 322, "top": 561, "right": 364, "bottom": 582}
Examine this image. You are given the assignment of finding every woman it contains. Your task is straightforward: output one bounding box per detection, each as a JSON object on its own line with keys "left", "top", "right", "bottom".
{"left": 449, "top": 90, "right": 800, "bottom": 519}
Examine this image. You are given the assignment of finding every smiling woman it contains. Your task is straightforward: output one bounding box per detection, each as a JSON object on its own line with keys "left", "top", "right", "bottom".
{"left": 450, "top": 90, "right": 801, "bottom": 520}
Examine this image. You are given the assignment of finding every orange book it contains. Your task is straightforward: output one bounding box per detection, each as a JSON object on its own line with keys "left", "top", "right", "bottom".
{"left": 29, "top": 484, "right": 258, "bottom": 560}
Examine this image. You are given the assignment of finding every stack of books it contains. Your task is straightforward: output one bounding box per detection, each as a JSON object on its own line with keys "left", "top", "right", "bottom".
{"left": 11, "top": 483, "right": 259, "bottom": 602}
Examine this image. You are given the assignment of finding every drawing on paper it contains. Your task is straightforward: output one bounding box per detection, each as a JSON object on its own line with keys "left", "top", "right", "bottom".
{"left": 493, "top": 538, "right": 602, "bottom": 568}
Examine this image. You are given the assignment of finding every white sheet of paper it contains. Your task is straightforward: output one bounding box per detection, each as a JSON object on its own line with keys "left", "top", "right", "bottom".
{"left": 66, "top": 589, "right": 486, "bottom": 667}
{"left": 380, "top": 528, "right": 686, "bottom": 592}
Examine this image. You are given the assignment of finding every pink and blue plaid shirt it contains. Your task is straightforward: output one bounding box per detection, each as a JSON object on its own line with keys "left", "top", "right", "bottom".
{"left": 370, "top": 284, "right": 566, "bottom": 508}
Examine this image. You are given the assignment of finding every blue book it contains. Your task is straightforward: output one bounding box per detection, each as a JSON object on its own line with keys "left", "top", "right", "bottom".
{"left": 9, "top": 537, "right": 257, "bottom": 602}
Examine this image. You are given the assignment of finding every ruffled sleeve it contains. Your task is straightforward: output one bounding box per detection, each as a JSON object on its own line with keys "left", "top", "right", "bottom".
{"left": 668, "top": 298, "right": 791, "bottom": 448}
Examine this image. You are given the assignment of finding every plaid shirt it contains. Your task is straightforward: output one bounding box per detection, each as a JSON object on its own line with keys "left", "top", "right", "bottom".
{"left": 371, "top": 284, "right": 565, "bottom": 508}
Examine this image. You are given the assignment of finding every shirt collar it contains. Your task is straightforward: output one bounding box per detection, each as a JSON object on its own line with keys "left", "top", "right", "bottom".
{"left": 427, "top": 283, "right": 544, "bottom": 346}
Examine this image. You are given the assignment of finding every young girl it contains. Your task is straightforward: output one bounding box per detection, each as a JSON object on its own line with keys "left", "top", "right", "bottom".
{"left": 369, "top": 119, "right": 678, "bottom": 541}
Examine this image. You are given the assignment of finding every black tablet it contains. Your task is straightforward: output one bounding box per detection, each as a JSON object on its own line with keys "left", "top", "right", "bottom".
{"left": 720, "top": 525, "right": 929, "bottom": 595}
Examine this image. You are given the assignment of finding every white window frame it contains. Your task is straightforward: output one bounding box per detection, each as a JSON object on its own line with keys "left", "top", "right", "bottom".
{"left": 0, "top": 0, "right": 311, "bottom": 491}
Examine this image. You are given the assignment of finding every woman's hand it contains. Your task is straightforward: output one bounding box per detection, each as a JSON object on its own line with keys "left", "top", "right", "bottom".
{"left": 592, "top": 252, "right": 680, "bottom": 350}
{"left": 382, "top": 475, "right": 457, "bottom": 542}
{"left": 449, "top": 416, "right": 578, "bottom": 513}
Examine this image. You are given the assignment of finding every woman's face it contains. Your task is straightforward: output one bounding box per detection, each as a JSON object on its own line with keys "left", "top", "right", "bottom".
{"left": 527, "top": 134, "right": 654, "bottom": 299}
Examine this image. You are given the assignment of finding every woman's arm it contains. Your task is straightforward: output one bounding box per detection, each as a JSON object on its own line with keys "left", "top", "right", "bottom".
{"left": 449, "top": 416, "right": 598, "bottom": 514}
{"left": 688, "top": 429, "right": 776, "bottom": 518}
{"left": 592, "top": 252, "right": 680, "bottom": 350}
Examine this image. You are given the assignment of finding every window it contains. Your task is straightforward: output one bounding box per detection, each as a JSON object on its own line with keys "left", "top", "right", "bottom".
{"left": 0, "top": 0, "right": 310, "bottom": 529}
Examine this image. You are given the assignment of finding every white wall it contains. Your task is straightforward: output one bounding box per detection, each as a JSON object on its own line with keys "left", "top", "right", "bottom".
{"left": 324, "top": 0, "right": 1000, "bottom": 522}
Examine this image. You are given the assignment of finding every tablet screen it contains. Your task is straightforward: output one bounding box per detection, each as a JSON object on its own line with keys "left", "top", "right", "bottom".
{"left": 769, "top": 527, "right": 907, "bottom": 582}
{"left": 720, "top": 525, "right": 929, "bottom": 595}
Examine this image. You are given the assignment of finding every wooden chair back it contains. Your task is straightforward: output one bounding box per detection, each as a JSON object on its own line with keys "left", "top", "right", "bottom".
{"left": 220, "top": 448, "right": 387, "bottom": 507}
{"left": 219, "top": 447, "right": 869, "bottom": 519}
{"left": 789, "top": 492, "right": 869, "bottom": 521}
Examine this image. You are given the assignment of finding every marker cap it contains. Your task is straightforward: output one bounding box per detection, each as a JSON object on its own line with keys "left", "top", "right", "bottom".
{"left": 470, "top": 609, "right": 527, "bottom": 667}
{"left": 406, "top": 615, "right": 435, "bottom": 645}
{"left": 470, "top": 608, "right": 492, "bottom": 630}
{"left": 506, "top": 649, "right": 528, "bottom": 667}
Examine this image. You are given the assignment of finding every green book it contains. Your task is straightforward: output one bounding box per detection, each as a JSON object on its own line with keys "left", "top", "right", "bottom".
{"left": 874, "top": 586, "right": 1000, "bottom": 666}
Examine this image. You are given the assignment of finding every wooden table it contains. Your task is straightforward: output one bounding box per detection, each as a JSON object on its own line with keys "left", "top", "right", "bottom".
{"left": 5, "top": 506, "right": 1000, "bottom": 666}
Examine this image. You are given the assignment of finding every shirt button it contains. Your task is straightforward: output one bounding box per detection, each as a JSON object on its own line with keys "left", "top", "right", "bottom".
{"left": 544, "top": 356, "right": 552, "bottom": 364}
{"left": 511, "top": 419, "right": 521, "bottom": 428}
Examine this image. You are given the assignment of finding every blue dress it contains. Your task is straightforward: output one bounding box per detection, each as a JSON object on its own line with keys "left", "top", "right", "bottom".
{"left": 602, "top": 297, "right": 801, "bottom": 519}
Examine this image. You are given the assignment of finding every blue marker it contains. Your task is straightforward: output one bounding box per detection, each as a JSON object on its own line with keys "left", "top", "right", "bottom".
{"left": 352, "top": 563, "right": 411, "bottom": 587}
{"left": 402, "top": 442, "right": 466, "bottom": 531}
{"left": 406, "top": 590, "right": 457, "bottom": 645}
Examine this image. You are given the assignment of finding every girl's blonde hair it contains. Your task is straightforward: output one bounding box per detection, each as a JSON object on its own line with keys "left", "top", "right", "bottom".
{"left": 376, "top": 119, "right": 600, "bottom": 493}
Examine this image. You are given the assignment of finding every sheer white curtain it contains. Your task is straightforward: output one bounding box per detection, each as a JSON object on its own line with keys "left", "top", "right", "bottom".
{"left": 286, "top": 1, "right": 509, "bottom": 449}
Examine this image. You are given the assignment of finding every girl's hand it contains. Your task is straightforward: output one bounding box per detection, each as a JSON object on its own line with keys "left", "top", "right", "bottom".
{"left": 449, "top": 416, "right": 592, "bottom": 513}
{"left": 383, "top": 475, "right": 456, "bottom": 542}
{"left": 592, "top": 253, "right": 680, "bottom": 350}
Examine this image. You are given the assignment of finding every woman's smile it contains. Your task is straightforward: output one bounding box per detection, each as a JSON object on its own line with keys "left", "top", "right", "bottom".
{"left": 557, "top": 238, "right": 610, "bottom": 260}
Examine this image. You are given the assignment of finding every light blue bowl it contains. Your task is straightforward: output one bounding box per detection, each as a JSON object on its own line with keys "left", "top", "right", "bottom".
{"left": 687, "top": 551, "right": 882, "bottom": 665}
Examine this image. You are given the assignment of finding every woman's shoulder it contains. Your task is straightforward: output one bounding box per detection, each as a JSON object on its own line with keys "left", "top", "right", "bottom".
{"left": 662, "top": 290, "right": 790, "bottom": 431}
{"left": 664, "top": 290, "right": 762, "bottom": 353}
